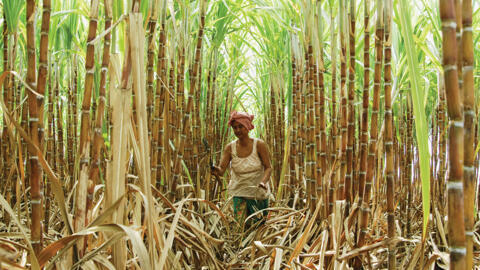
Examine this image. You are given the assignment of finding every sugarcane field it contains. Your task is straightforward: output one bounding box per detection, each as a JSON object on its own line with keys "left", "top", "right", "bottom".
{"left": 1, "top": 0, "right": 480, "bottom": 269}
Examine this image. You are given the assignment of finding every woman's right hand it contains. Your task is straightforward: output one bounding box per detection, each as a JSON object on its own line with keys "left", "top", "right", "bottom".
{"left": 211, "top": 165, "right": 221, "bottom": 177}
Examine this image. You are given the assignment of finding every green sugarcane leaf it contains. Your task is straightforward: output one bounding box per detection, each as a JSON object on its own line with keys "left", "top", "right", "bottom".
{"left": 397, "top": 0, "right": 431, "bottom": 241}
{"left": 3, "top": 0, "right": 24, "bottom": 33}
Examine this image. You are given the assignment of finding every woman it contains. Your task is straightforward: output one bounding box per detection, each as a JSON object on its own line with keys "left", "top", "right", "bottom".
{"left": 212, "top": 111, "right": 272, "bottom": 229}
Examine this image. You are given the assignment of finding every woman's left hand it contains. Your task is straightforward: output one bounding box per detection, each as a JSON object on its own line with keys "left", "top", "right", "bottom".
{"left": 259, "top": 182, "right": 267, "bottom": 190}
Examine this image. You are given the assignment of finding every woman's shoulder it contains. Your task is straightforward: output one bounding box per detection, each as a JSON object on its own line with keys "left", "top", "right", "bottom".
{"left": 255, "top": 138, "right": 265, "bottom": 143}
{"left": 225, "top": 141, "right": 235, "bottom": 152}
{"left": 254, "top": 138, "right": 268, "bottom": 149}
{"left": 226, "top": 140, "right": 237, "bottom": 147}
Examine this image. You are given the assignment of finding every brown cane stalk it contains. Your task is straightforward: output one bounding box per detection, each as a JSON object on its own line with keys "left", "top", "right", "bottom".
{"left": 357, "top": 0, "right": 383, "bottom": 250}
{"left": 86, "top": 0, "right": 112, "bottom": 228}
{"left": 440, "top": 0, "right": 467, "bottom": 267}
{"left": 338, "top": 0, "right": 347, "bottom": 202}
{"left": 461, "top": 0, "right": 475, "bottom": 268}
{"left": 26, "top": 0, "right": 43, "bottom": 254}
{"left": 345, "top": 0, "right": 356, "bottom": 212}
{"left": 384, "top": 1, "right": 396, "bottom": 268}
{"left": 74, "top": 0, "right": 99, "bottom": 258}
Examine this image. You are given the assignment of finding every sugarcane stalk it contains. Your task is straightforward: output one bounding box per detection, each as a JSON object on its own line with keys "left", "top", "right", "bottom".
{"left": 357, "top": 0, "right": 370, "bottom": 214}
{"left": 165, "top": 56, "right": 176, "bottom": 192}
{"left": 298, "top": 62, "right": 306, "bottom": 208}
{"left": 86, "top": 0, "right": 112, "bottom": 228}
{"left": 292, "top": 34, "right": 304, "bottom": 203}
{"left": 313, "top": 57, "right": 322, "bottom": 211}
{"left": 146, "top": 1, "right": 157, "bottom": 135}
{"left": 354, "top": 0, "right": 371, "bottom": 264}
{"left": 54, "top": 67, "right": 65, "bottom": 184}
{"left": 26, "top": 0, "right": 44, "bottom": 255}
{"left": 67, "top": 58, "right": 77, "bottom": 180}
{"left": 305, "top": 40, "right": 317, "bottom": 213}
{"left": 152, "top": 1, "right": 168, "bottom": 189}
{"left": 2, "top": 10, "right": 13, "bottom": 227}
{"left": 455, "top": 0, "right": 463, "bottom": 97}
{"left": 406, "top": 96, "right": 413, "bottom": 236}
{"left": 171, "top": 4, "right": 205, "bottom": 200}
{"left": 399, "top": 98, "right": 406, "bottom": 232}
{"left": 192, "top": 61, "right": 203, "bottom": 193}
{"left": 271, "top": 79, "right": 278, "bottom": 189}
{"left": 317, "top": 5, "right": 327, "bottom": 220}
{"left": 345, "top": 0, "right": 356, "bottom": 212}
{"left": 358, "top": 0, "right": 383, "bottom": 250}
{"left": 461, "top": 0, "right": 475, "bottom": 268}
{"left": 44, "top": 60, "right": 54, "bottom": 236}
{"left": 338, "top": 0, "right": 347, "bottom": 202}
{"left": 44, "top": 56, "right": 57, "bottom": 234}
{"left": 175, "top": 44, "right": 186, "bottom": 147}
{"left": 440, "top": 0, "right": 467, "bottom": 268}
{"left": 190, "top": 0, "right": 206, "bottom": 196}
{"left": 384, "top": 1, "right": 395, "bottom": 268}
{"left": 74, "top": 0, "right": 99, "bottom": 258}
{"left": 329, "top": 6, "right": 338, "bottom": 216}
{"left": 289, "top": 41, "right": 299, "bottom": 201}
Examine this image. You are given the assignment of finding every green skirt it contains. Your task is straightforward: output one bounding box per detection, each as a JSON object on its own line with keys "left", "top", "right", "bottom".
{"left": 233, "top": 196, "right": 268, "bottom": 228}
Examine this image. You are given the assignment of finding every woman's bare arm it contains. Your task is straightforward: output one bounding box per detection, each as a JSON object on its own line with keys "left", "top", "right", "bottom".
{"left": 212, "top": 143, "right": 232, "bottom": 177}
{"left": 257, "top": 140, "right": 272, "bottom": 186}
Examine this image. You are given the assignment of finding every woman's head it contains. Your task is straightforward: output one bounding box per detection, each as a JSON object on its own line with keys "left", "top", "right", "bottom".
{"left": 228, "top": 111, "right": 254, "bottom": 137}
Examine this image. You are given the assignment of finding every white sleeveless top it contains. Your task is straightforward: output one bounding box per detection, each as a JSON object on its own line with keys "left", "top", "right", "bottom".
{"left": 228, "top": 138, "right": 268, "bottom": 199}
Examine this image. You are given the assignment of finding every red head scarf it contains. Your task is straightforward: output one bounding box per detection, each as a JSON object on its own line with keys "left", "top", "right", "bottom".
{"left": 227, "top": 111, "right": 255, "bottom": 131}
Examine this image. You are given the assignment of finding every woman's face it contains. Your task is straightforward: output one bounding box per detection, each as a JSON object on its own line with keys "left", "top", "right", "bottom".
{"left": 231, "top": 121, "right": 248, "bottom": 138}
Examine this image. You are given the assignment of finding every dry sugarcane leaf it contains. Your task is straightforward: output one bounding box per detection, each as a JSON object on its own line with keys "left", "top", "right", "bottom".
{"left": 422, "top": 253, "right": 440, "bottom": 270}
{"left": 88, "top": 14, "right": 127, "bottom": 46}
{"left": 192, "top": 229, "right": 223, "bottom": 268}
{"left": 39, "top": 235, "right": 84, "bottom": 267}
{"left": 405, "top": 239, "right": 423, "bottom": 270}
{"left": 81, "top": 259, "right": 97, "bottom": 270}
{"left": 0, "top": 238, "right": 27, "bottom": 252}
{"left": 271, "top": 215, "right": 294, "bottom": 261}
{"left": 273, "top": 248, "right": 283, "bottom": 270}
{"left": 344, "top": 201, "right": 359, "bottom": 247}
{"left": 0, "top": 259, "right": 26, "bottom": 270}
{"left": 173, "top": 251, "right": 182, "bottom": 268}
{"left": 254, "top": 241, "right": 268, "bottom": 254}
{"left": 266, "top": 207, "right": 306, "bottom": 225}
{"left": 129, "top": 13, "right": 156, "bottom": 266}
{"left": 318, "top": 229, "right": 328, "bottom": 269}
{"left": 0, "top": 193, "right": 40, "bottom": 270}
{"left": 91, "top": 254, "right": 117, "bottom": 270}
{"left": 179, "top": 216, "right": 225, "bottom": 246}
{"left": 117, "top": 224, "right": 152, "bottom": 270}
{"left": 190, "top": 198, "right": 229, "bottom": 224}
{"left": 0, "top": 240, "right": 20, "bottom": 263}
{"left": 429, "top": 235, "right": 449, "bottom": 267}
{"left": 287, "top": 200, "right": 322, "bottom": 267}
{"left": 71, "top": 232, "right": 124, "bottom": 269}
{"left": 302, "top": 229, "right": 322, "bottom": 266}
{"left": 276, "top": 126, "right": 292, "bottom": 200}
{"left": 40, "top": 225, "right": 123, "bottom": 267}
{"left": 106, "top": 51, "right": 131, "bottom": 269}
{"left": 158, "top": 198, "right": 186, "bottom": 269}
{"left": 434, "top": 204, "right": 448, "bottom": 248}
{"left": 152, "top": 185, "right": 177, "bottom": 212}
{"left": 333, "top": 200, "right": 345, "bottom": 257}
{"left": 41, "top": 224, "right": 150, "bottom": 269}
{"left": 337, "top": 236, "right": 404, "bottom": 261}
{"left": 74, "top": 154, "right": 90, "bottom": 250}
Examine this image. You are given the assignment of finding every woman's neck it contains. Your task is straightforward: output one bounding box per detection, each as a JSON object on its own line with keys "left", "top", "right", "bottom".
{"left": 238, "top": 135, "right": 251, "bottom": 146}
